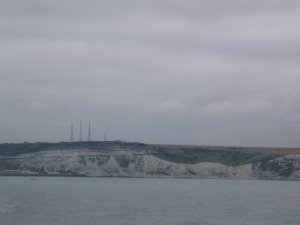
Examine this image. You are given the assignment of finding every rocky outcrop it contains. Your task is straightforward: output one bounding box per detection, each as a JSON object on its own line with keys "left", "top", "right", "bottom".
{"left": 252, "top": 154, "right": 300, "bottom": 180}
{"left": 1, "top": 149, "right": 300, "bottom": 180}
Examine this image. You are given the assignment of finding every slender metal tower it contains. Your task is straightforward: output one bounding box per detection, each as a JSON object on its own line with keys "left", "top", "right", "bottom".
{"left": 104, "top": 131, "right": 107, "bottom": 142}
{"left": 70, "top": 124, "right": 74, "bottom": 142}
{"left": 88, "top": 121, "right": 91, "bottom": 141}
{"left": 79, "top": 120, "right": 82, "bottom": 142}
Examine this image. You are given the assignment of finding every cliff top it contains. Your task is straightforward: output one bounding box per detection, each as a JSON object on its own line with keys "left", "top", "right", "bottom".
{"left": 0, "top": 141, "right": 300, "bottom": 166}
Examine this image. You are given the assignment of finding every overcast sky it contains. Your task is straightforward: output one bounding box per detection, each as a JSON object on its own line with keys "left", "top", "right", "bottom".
{"left": 1, "top": 0, "right": 300, "bottom": 147}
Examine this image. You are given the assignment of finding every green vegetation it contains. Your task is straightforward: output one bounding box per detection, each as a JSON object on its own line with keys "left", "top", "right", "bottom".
{"left": 152, "top": 147, "right": 262, "bottom": 166}
{"left": 0, "top": 141, "right": 147, "bottom": 156}
{"left": 151, "top": 145, "right": 299, "bottom": 166}
{"left": 0, "top": 141, "right": 294, "bottom": 166}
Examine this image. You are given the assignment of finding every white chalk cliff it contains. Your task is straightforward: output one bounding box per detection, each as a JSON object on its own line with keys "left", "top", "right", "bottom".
{"left": 1, "top": 149, "right": 300, "bottom": 180}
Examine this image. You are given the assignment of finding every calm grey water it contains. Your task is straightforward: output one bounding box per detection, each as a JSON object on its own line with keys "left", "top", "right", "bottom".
{"left": 0, "top": 177, "right": 299, "bottom": 225}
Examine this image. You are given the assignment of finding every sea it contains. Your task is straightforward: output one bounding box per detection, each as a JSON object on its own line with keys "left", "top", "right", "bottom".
{"left": 0, "top": 177, "right": 299, "bottom": 225}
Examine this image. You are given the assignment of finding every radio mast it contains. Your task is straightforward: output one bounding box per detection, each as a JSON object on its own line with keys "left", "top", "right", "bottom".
{"left": 70, "top": 124, "right": 74, "bottom": 142}
{"left": 88, "top": 121, "right": 91, "bottom": 141}
{"left": 79, "top": 120, "right": 82, "bottom": 142}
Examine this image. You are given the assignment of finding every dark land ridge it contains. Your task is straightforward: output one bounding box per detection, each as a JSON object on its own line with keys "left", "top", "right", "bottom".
{"left": 1, "top": 141, "right": 300, "bottom": 166}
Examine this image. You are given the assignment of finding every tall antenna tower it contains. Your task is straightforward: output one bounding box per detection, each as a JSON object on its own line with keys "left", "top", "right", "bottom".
{"left": 70, "top": 124, "right": 74, "bottom": 142}
{"left": 79, "top": 120, "right": 82, "bottom": 142}
{"left": 104, "top": 131, "right": 107, "bottom": 142}
{"left": 88, "top": 121, "right": 91, "bottom": 141}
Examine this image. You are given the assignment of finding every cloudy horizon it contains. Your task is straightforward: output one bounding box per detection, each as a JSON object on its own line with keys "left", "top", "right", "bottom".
{"left": 1, "top": 0, "right": 300, "bottom": 147}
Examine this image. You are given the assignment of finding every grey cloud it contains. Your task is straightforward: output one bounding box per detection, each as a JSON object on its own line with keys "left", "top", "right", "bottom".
{"left": 0, "top": 0, "right": 300, "bottom": 147}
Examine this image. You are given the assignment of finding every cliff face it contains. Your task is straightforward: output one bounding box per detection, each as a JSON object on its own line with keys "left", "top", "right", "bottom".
{"left": 1, "top": 149, "right": 300, "bottom": 180}
{"left": 252, "top": 154, "right": 300, "bottom": 180}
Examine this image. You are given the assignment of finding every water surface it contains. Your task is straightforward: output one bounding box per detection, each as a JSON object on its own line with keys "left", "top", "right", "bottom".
{"left": 0, "top": 177, "right": 299, "bottom": 225}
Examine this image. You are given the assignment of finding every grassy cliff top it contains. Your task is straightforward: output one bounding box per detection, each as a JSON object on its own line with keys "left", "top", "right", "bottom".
{"left": 0, "top": 141, "right": 148, "bottom": 156}
{"left": 0, "top": 141, "right": 299, "bottom": 166}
